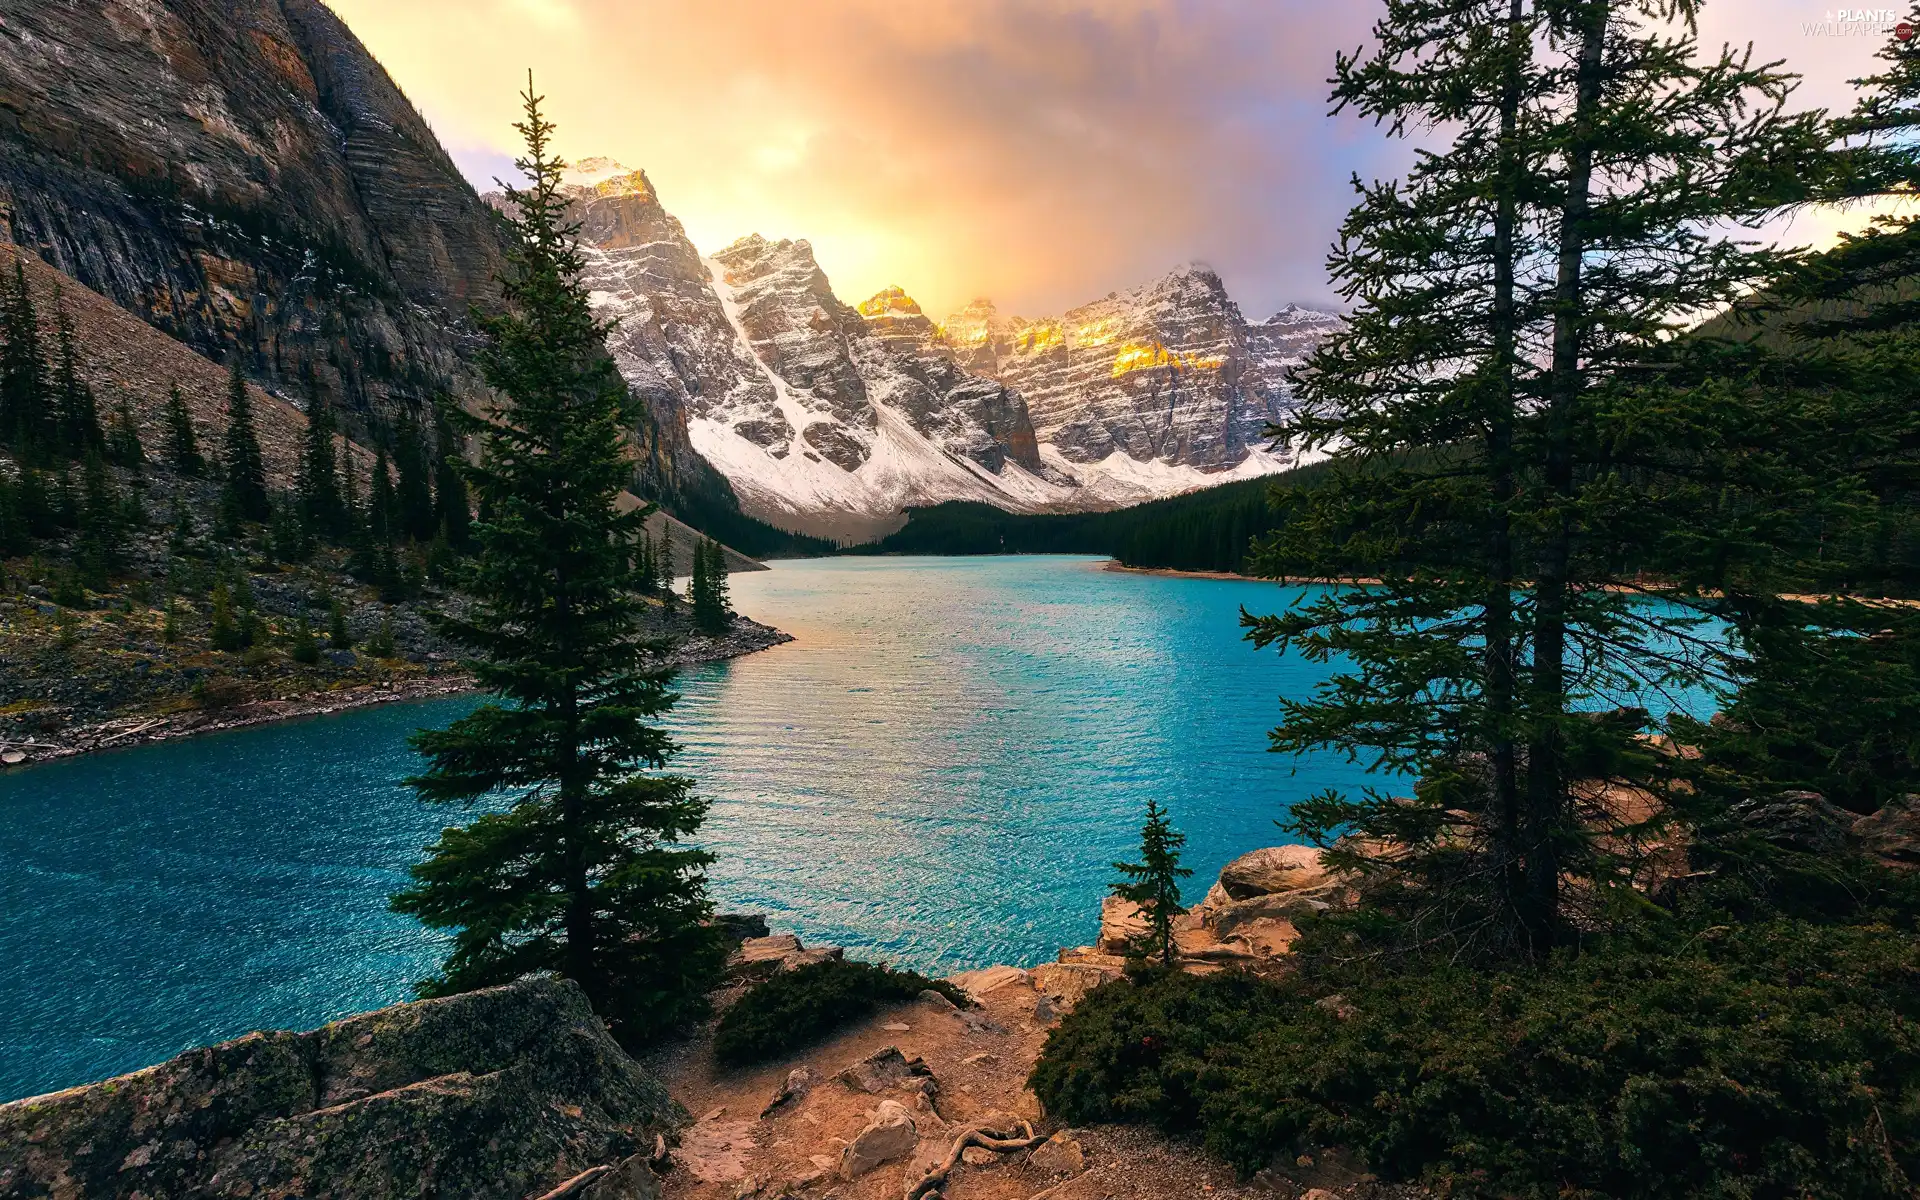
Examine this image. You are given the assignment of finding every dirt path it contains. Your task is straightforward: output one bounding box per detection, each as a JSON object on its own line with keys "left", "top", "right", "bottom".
{"left": 643, "top": 967, "right": 1277, "bottom": 1200}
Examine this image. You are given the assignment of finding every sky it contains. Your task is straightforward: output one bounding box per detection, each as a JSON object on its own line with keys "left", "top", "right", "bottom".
{"left": 326, "top": 0, "right": 1909, "bottom": 322}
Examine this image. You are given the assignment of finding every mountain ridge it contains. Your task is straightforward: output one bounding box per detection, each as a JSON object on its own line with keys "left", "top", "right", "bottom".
{"left": 554, "top": 160, "right": 1342, "bottom": 541}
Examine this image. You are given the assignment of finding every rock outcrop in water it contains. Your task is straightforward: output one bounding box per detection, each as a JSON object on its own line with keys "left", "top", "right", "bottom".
{"left": 0, "top": 975, "right": 679, "bottom": 1200}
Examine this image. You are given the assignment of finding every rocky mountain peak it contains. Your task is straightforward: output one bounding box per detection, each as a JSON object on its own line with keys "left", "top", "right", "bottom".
{"left": 859, "top": 286, "right": 937, "bottom": 348}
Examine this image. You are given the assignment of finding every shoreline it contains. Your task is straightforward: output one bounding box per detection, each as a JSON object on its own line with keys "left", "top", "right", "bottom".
{"left": 1, "top": 619, "right": 794, "bottom": 770}
{"left": 1101, "top": 561, "right": 1384, "bottom": 585}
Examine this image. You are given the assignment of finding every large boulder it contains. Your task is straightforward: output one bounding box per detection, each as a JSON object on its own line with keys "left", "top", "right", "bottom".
{"left": 839, "top": 1099, "right": 918, "bottom": 1178}
{"left": 0, "top": 975, "right": 680, "bottom": 1200}
{"left": 1854, "top": 794, "right": 1920, "bottom": 871}
{"left": 1217, "top": 844, "right": 1331, "bottom": 900}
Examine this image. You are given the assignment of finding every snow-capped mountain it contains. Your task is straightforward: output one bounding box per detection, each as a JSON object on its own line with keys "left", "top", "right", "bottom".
{"left": 556, "top": 159, "right": 1341, "bottom": 540}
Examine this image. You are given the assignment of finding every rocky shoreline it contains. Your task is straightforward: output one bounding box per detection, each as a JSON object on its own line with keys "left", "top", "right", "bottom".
{"left": 0, "top": 616, "right": 793, "bottom": 769}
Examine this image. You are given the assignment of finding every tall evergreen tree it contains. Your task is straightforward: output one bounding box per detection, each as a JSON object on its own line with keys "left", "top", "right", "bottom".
{"left": 49, "top": 295, "right": 102, "bottom": 457}
{"left": 219, "top": 358, "right": 269, "bottom": 524}
{"left": 692, "top": 537, "right": 732, "bottom": 635}
{"left": 1112, "top": 800, "right": 1192, "bottom": 968}
{"left": 162, "top": 384, "right": 205, "bottom": 476}
{"left": 365, "top": 445, "right": 400, "bottom": 588}
{"left": 393, "top": 409, "right": 437, "bottom": 542}
{"left": 392, "top": 80, "right": 725, "bottom": 1042}
{"left": 107, "top": 399, "right": 144, "bottom": 470}
{"left": 75, "top": 450, "right": 123, "bottom": 587}
{"left": 1, "top": 260, "right": 50, "bottom": 452}
{"left": 433, "top": 403, "right": 472, "bottom": 551}
{"left": 297, "top": 380, "right": 347, "bottom": 541}
{"left": 1244, "top": 0, "right": 1829, "bottom": 959}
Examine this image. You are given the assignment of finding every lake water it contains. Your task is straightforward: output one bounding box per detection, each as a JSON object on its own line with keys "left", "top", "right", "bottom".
{"left": 0, "top": 556, "right": 1712, "bottom": 1102}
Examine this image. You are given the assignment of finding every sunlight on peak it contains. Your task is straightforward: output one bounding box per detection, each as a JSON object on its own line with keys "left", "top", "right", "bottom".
{"left": 1110, "top": 341, "right": 1224, "bottom": 378}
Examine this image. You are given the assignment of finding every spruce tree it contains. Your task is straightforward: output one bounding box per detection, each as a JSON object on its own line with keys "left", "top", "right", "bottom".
{"left": 297, "top": 381, "right": 347, "bottom": 541}
{"left": 107, "top": 400, "right": 144, "bottom": 470}
{"left": 393, "top": 409, "right": 436, "bottom": 542}
{"left": 162, "top": 384, "right": 204, "bottom": 476}
{"left": 1244, "top": 0, "right": 1829, "bottom": 959}
{"left": 366, "top": 445, "right": 400, "bottom": 590}
{"left": 1, "top": 260, "right": 50, "bottom": 452}
{"left": 75, "top": 451, "right": 123, "bottom": 587}
{"left": 218, "top": 357, "right": 269, "bottom": 524}
{"left": 692, "top": 537, "right": 732, "bottom": 635}
{"left": 290, "top": 614, "right": 321, "bottom": 665}
{"left": 328, "top": 596, "right": 353, "bottom": 650}
{"left": 432, "top": 404, "right": 472, "bottom": 551}
{"left": 1112, "top": 800, "right": 1192, "bottom": 968}
{"left": 392, "top": 80, "right": 725, "bottom": 1043}
{"left": 49, "top": 295, "right": 102, "bottom": 456}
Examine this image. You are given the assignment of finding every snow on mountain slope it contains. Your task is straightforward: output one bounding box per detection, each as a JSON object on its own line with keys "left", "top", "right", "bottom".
{"left": 561, "top": 160, "right": 1343, "bottom": 541}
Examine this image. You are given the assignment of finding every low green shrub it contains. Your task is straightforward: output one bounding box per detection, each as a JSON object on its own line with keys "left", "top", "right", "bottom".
{"left": 714, "top": 958, "right": 968, "bottom": 1067}
{"left": 1030, "top": 922, "right": 1920, "bottom": 1198}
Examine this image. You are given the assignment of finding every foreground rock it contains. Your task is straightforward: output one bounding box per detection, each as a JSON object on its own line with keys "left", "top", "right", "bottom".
{"left": 1060, "top": 843, "right": 1351, "bottom": 976}
{"left": 0, "top": 976, "right": 681, "bottom": 1200}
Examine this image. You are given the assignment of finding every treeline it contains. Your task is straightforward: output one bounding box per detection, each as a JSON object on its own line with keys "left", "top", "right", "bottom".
{"left": 861, "top": 458, "right": 1348, "bottom": 572}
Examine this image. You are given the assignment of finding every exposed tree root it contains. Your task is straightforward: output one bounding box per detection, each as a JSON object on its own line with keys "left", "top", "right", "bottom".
{"left": 905, "top": 1119, "right": 1048, "bottom": 1200}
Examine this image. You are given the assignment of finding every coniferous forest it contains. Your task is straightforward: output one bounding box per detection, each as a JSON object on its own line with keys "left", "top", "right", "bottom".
{"left": 1031, "top": 4, "right": 1920, "bottom": 1196}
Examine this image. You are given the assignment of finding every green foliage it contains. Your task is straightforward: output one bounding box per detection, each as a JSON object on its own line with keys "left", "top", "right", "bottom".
{"left": 432, "top": 402, "right": 472, "bottom": 550}
{"left": 74, "top": 451, "right": 123, "bottom": 587}
{"left": 862, "top": 460, "right": 1369, "bottom": 572}
{"left": 289, "top": 615, "right": 320, "bottom": 665}
{"left": 327, "top": 596, "right": 353, "bottom": 649}
{"left": 364, "top": 607, "right": 396, "bottom": 658}
{"left": 208, "top": 581, "right": 243, "bottom": 651}
{"left": 1112, "top": 800, "right": 1191, "bottom": 966}
{"left": 297, "top": 380, "right": 347, "bottom": 542}
{"left": 392, "top": 81, "right": 724, "bottom": 1046}
{"left": 218, "top": 358, "right": 269, "bottom": 525}
{"left": 162, "top": 384, "right": 204, "bottom": 476}
{"left": 49, "top": 295, "right": 102, "bottom": 457}
{"left": 665, "top": 487, "right": 836, "bottom": 560}
{"left": 393, "top": 408, "right": 437, "bottom": 542}
{"left": 714, "top": 958, "right": 969, "bottom": 1067}
{"left": 0, "top": 260, "right": 51, "bottom": 453}
{"left": 107, "top": 400, "right": 143, "bottom": 470}
{"left": 1031, "top": 922, "right": 1920, "bottom": 1197}
{"left": 691, "top": 537, "right": 731, "bottom": 635}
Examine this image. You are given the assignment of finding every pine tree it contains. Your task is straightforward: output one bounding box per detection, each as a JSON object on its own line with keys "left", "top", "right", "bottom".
{"left": 209, "top": 580, "right": 242, "bottom": 651}
{"left": 366, "top": 445, "right": 400, "bottom": 589}
{"left": 1, "top": 259, "right": 51, "bottom": 452}
{"left": 635, "top": 529, "right": 656, "bottom": 595}
{"left": 328, "top": 595, "right": 353, "bottom": 649}
{"left": 392, "top": 80, "right": 725, "bottom": 1043}
{"left": 290, "top": 615, "right": 321, "bottom": 664}
{"left": 1244, "top": 0, "right": 1830, "bottom": 959}
{"left": 162, "top": 384, "right": 205, "bottom": 476}
{"left": 74, "top": 451, "right": 123, "bottom": 587}
{"left": 107, "top": 400, "right": 144, "bottom": 469}
{"left": 297, "top": 379, "right": 347, "bottom": 541}
{"left": 49, "top": 294, "right": 102, "bottom": 457}
{"left": 1112, "top": 800, "right": 1192, "bottom": 968}
{"left": 432, "top": 403, "right": 472, "bottom": 551}
{"left": 219, "top": 357, "right": 269, "bottom": 524}
{"left": 393, "top": 409, "right": 437, "bottom": 542}
{"left": 692, "top": 537, "right": 731, "bottom": 635}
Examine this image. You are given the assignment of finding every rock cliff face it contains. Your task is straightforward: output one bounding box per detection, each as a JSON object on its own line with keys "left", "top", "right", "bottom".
{"left": 0, "top": 0, "right": 506, "bottom": 424}
{"left": 561, "top": 160, "right": 1343, "bottom": 541}
{"left": 0, "top": 975, "right": 677, "bottom": 1200}
{"left": 933, "top": 267, "right": 1343, "bottom": 475}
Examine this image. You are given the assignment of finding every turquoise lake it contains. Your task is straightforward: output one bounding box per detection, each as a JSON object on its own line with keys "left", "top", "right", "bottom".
{"left": 0, "top": 556, "right": 1713, "bottom": 1102}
